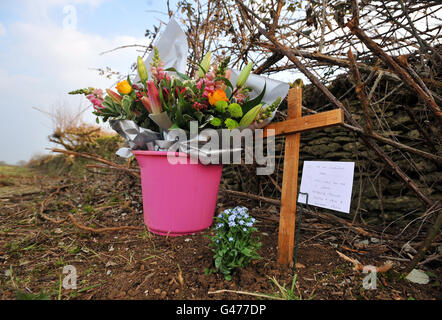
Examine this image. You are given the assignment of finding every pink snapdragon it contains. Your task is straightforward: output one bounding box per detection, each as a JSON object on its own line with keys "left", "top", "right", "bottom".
{"left": 151, "top": 61, "right": 170, "bottom": 83}
{"left": 86, "top": 89, "right": 104, "bottom": 111}
{"left": 197, "top": 71, "right": 217, "bottom": 99}
{"left": 233, "top": 90, "right": 248, "bottom": 104}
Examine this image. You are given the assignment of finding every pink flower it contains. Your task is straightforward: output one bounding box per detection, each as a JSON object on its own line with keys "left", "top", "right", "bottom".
{"left": 233, "top": 90, "right": 248, "bottom": 104}
{"left": 86, "top": 94, "right": 104, "bottom": 110}
{"left": 91, "top": 89, "right": 104, "bottom": 100}
{"left": 193, "top": 101, "right": 208, "bottom": 111}
{"left": 140, "top": 96, "right": 152, "bottom": 113}
{"left": 142, "top": 81, "right": 162, "bottom": 114}
{"left": 151, "top": 61, "right": 170, "bottom": 83}
{"left": 197, "top": 70, "right": 228, "bottom": 102}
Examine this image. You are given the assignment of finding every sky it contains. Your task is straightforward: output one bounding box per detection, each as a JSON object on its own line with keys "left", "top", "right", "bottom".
{"left": 0, "top": 0, "right": 178, "bottom": 164}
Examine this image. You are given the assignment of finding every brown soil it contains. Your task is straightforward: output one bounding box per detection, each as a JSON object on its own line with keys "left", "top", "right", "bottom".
{"left": 0, "top": 167, "right": 440, "bottom": 300}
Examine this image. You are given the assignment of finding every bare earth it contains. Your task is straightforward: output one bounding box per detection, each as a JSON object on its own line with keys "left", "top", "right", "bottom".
{"left": 0, "top": 166, "right": 440, "bottom": 300}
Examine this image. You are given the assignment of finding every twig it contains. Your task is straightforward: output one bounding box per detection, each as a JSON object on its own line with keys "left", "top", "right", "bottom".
{"left": 39, "top": 188, "right": 69, "bottom": 224}
{"left": 336, "top": 250, "right": 393, "bottom": 273}
{"left": 208, "top": 289, "right": 283, "bottom": 300}
{"left": 405, "top": 205, "right": 442, "bottom": 273}
{"left": 49, "top": 148, "right": 140, "bottom": 179}
{"left": 236, "top": 0, "right": 436, "bottom": 208}
{"left": 220, "top": 188, "right": 280, "bottom": 205}
{"left": 347, "top": 0, "right": 442, "bottom": 122}
{"left": 67, "top": 214, "right": 144, "bottom": 234}
{"left": 99, "top": 44, "right": 149, "bottom": 56}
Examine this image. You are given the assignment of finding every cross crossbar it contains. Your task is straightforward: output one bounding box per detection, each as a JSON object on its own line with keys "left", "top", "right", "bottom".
{"left": 263, "top": 109, "right": 344, "bottom": 138}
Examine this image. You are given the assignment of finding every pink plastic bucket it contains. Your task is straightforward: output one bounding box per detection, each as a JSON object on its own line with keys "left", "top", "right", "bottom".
{"left": 132, "top": 151, "right": 223, "bottom": 236}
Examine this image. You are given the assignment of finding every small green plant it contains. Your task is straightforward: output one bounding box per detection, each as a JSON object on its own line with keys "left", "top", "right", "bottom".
{"left": 208, "top": 206, "right": 261, "bottom": 280}
{"left": 268, "top": 275, "right": 300, "bottom": 300}
{"left": 16, "top": 290, "right": 51, "bottom": 300}
{"left": 82, "top": 204, "right": 95, "bottom": 214}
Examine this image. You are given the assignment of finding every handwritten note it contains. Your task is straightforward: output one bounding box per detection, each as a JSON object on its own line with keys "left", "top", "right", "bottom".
{"left": 298, "top": 161, "right": 355, "bottom": 214}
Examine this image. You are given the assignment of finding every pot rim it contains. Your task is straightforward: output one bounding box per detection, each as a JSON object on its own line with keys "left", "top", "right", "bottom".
{"left": 132, "top": 150, "right": 189, "bottom": 158}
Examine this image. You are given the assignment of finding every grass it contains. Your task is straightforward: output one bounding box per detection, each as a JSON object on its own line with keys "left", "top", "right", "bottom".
{"left": 77, "top": 283, "right": 101, "bottom": 293}
{"left": 0, "top": 165, "right": 35, "bottom": 177}
{"left": 267, "top": 275, "right": 301, "bottom": 300}
{"left": 16, "top": 290, "right": 51, "bottom": 300}
{"left": 0, "top": 165, "right": 41, "bottom": 197}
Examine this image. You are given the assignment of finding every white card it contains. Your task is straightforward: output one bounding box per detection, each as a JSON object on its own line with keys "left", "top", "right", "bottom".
{"left": 298, "top": 161, "right": 355, "bottom": 213}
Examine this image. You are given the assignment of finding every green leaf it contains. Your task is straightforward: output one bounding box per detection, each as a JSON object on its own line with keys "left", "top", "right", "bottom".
{"left": 122, "top": 95, "right": 133, "bottom": 117}
{"left": 241, "top": 83, "right": 266, "bottom": 114}
{"left": 183, "top": 114, "right": 195, "bottom": 122}
{"left": 215, "top": 256, "right": 222, "bottom": 269}
{"left": 165, "top": 67, "right": 190, "bottom": 80}
{"left": 196, "top": 62, "right": 207, "bottom": 76}
{"left": 194, "top": 111, "right": 204, "bottom": 122}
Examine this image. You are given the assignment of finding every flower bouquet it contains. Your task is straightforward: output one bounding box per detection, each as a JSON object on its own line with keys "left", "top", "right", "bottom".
{"left": 69, "top": 19, "right": 289, "bottom": 236}
{"left": 70, "top": 47, "right": 284, "bottom": 152}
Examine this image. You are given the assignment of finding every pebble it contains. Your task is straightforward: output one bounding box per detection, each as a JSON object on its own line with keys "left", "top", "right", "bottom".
{"left": 128, "top": 289, "right": 138, "bottom": 297}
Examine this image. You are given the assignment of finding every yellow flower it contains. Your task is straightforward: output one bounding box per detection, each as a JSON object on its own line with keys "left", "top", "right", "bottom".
{"left": 116, "top": 80, "right": 132, "bottom": 95}
{"left": 208, "top": 89, "right": 228, "bottom": 106}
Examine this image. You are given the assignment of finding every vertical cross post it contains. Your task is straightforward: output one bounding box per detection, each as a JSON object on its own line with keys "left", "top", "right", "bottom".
{"left": 277, "top": 87, "right": 302, "bottom": 265}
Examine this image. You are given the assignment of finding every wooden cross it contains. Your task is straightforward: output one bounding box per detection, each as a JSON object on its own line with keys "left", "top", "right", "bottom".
{"left": 263, "top": 86, "right": 344, "bottom": 265}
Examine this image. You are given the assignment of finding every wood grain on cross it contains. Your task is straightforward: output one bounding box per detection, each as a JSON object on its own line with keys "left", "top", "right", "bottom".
{"left": 263, "top": 87, "right": 344, "bottom": 265}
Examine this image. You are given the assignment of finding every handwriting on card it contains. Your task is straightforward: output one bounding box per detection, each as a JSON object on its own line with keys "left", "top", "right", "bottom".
{"left": 298, "top": 161, "right": 355, "bottom": 213}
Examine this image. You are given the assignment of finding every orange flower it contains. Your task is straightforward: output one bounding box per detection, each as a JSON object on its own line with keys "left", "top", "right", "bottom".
{"left": 116, "top": 80, "right": 132, "bottom": 95}
{"left": 208, "top": 89, "right": 228, "bottom": 106}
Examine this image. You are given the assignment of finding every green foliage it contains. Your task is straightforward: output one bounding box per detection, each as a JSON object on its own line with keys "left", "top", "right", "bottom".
{"left": 215, "top": 100, "right": 228, "bottom": 113}
{"left": 224, "top": 118, "right": 240, "bottom": 130}
{"left": 267, "top": 275, "right": 307, "bottom": 300}
{"left": 208, "top": 207, "right": 261, "bottom": 280}
{"left": 16, "top": 290, "right": 51, "bottom": 300}
{"left": 210, "top": 117, "right": 222, "bottom": 127}
{"left": 28, "top": 132, "right": 124, "bottom": 176}
{"left": 228, "top": 103, "right": 243, "bottom": 118}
